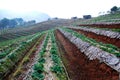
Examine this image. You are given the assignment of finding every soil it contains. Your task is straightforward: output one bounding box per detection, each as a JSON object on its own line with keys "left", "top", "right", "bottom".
{"left": 71, "top": 28, "right": 120, "bottom": 48}
{"left": 55, "top": 30, "right": 119, "bottom": 80}
{"left": 78, "top": 24, "right": 120, "bottom": 29}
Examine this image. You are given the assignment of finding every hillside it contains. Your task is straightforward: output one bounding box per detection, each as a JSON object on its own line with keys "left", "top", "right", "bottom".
{"left": 0, "top": 19, "right": 75, "bottom": 42}
{"left": 74, "top": 13, "right": 120, "bottom": 25}
{"left": 0, "top": 10, "right": 50, "bottom": 22}
{"left": 0, "top": 13, "right": 120, "bottom": 80}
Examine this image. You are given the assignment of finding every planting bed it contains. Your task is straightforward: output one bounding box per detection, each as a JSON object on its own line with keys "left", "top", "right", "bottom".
{"left": 78, "top": 23, "right": 120, "bottom": 29}
{"left": 68, "top": 26, "right": 120, "bottom": 39}
{"left": 55, "top": 29, "right": 119, "bottom": 80}
{"left": 8, "top": 34, "right": 46, "bottom": 80}
{"left": 0, "top": 32, "right": 46, "bottom": 80}
{"left": 71, "top": 28, "right": 120, "bottom": 48}
{"left": 29, "top": 31, "right": 68, "bottom": 80}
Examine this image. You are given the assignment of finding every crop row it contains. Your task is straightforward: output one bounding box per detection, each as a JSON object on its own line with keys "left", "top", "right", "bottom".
{"left": 0, "top": 34, "right": 34, "bottom": 48}
{"left": 68, "top": 26, "right": 120, "bottom": 39}
{"left": 31, "top": 33, "right": 49, "bottom": 80}
{"left": 0, "top": 34, "right": 37, "bottom": 59}
{"left": 31, "top": 30, "right": 67, "bottom": 80}
{"left": 50, "top": 31, "right": 67, "bottom": 80}
{"left": 0, "top": 32, "right": 44, "bottom": 79}
{"left": 58, "top": 28, "right": 120, "bottom": 72}
{"left": 61, "top": 28, "right": 120, "bottom": 56}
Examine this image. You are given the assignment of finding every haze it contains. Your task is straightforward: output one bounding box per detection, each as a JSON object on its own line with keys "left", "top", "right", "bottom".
{"left": 0, "top": 0, "right": 120, "bottom": 22}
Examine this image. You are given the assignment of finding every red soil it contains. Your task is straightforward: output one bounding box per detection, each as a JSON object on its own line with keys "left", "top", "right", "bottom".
{"left": 55, "top": 30, "right": 119, "bottom": 80}
{"left": 78, "top": 24, "right": 120, "bottom": 29}
{"left": 71, "top": 28, "right": 120, "bottom": 48}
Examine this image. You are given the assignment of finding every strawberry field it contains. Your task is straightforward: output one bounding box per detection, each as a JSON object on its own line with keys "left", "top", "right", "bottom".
{"left": 0, "top": 20, "right": 120, "bottom": 80}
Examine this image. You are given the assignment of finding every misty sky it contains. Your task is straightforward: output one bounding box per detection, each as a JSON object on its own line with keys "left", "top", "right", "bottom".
{"left": 0, "top": 0, "right": 120, "bottom": 19}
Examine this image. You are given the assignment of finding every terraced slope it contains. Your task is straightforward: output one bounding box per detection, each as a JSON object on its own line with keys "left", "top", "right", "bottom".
{"left": 56, "top": 28, "right": 119, "bottom": 80}
{"left": 0, "top": 14, "right": 120, "bottom": 80}
{"left": 0, "top": 19, "right": 74, "bottom": 42}
{"left": 68, "top": 26, "right": 120, "bottom": 48}
{"left": 0, "top": 32, "right": 45, "bottom": 80}
{"left": 74, "top": 13, "right": 120, "bottom": 25}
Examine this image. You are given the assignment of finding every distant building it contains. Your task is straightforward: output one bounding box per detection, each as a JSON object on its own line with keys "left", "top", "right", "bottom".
{"left": 83, "top": 15, "right": 92, "bottom": 19}
{"left": 71, "top": 17, "right": 77, "bottom": 19}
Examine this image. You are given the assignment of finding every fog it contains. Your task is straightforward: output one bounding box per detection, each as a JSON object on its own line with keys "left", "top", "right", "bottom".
{"left": 0, "top": 0, "right": 120, "bottom": 22}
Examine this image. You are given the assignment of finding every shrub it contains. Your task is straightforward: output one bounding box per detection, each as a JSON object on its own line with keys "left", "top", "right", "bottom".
{"left": 0, "top": 52, "right": 7, "bottom": 59}
{"left": 51, "top": 64, "right": 63, "bottom": 74}
{"left": 38, "top": 58, "right": 45, "bottom": 63}
{"left": 33, "top": 63, "right": 44, "bottom": 74}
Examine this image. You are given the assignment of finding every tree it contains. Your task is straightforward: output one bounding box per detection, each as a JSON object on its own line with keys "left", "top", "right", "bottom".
{"left": 9, "top": 19, "right": 17, "bottom": 28}
{"left": 111, "top": 6, "right": 118, "bottom": 13}
{"left": 0, "top": 18, "right": 9, "bottom": 29}
{"left": 15, "top": 18, "right": 24, "bottom": 25}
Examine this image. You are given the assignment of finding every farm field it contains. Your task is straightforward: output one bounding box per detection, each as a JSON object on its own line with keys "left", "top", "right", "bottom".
{"left": 0, "top": 14, "right": 120, "bottom": 80}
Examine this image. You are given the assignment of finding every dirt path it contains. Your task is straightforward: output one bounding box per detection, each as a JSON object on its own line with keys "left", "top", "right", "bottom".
{"left": 44, "top": 37, "right": 58, "bottom": 80}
